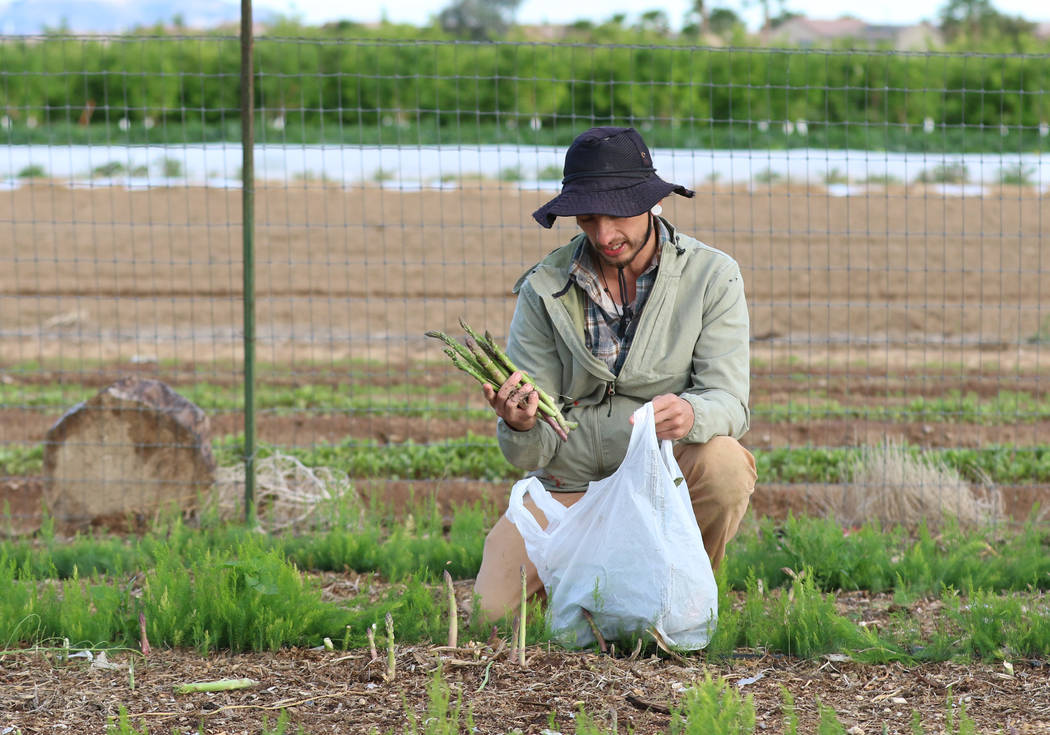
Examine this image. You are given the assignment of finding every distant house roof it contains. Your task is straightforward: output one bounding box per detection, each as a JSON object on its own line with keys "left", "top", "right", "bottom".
{"left": 763, "top": 16, "right": 943, "bottom": 50}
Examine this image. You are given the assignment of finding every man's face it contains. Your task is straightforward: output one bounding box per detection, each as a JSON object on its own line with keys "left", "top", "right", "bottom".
{"left": 575, "top": 211, "right": 652, "bottom": 269}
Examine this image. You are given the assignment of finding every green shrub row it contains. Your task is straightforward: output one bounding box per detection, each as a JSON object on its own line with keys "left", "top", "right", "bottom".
{"left": 9, "top": 511, "right": 1050, "bottom": 598}
{"left": 2, "top": 31, "right": 1049, "bottom": 150}
{"left": 6, "top": 533, "right": 1050, "bottom": 665}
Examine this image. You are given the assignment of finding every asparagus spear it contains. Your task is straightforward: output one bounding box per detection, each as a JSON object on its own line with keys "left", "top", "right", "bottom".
{"left": 426, "top": 324, "right": 577, "bottom": 439}
{"left": 459, "top": 319, "right": 574, "bottom": 430}
{"left": 475, "top": 324, "right": 570, "bottom": 432}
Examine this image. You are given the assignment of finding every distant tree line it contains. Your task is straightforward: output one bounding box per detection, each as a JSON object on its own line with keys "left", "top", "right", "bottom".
{"left": 431, "top": 0, "right": 1040, "bottom": 46}
{"left": 0, "top": 20, "right": 1047, "bottom": 141}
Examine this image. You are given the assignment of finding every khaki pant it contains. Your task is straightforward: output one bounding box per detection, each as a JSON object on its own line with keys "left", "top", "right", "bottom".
{"left": 472, "top": 436, "right": 757, "bottom": 624}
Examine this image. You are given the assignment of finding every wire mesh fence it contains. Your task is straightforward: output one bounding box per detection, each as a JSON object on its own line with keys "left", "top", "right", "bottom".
{"left": 0, "top": 34, "right": 1047, "bottom": 531}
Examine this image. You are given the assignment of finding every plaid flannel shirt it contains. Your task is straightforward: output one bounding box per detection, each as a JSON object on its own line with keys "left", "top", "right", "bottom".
{"left": 568, "top": 219, "right": 669, "bottom": 375}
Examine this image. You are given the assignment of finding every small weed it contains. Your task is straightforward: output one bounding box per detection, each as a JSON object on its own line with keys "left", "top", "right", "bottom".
{"left": 158, "top": 157, "right": 183, "bottom": 178}
{"left": 104, "top": 706, "right": 149, "bottom": 735}
{"left": 537, "top": 163, "right": 562, "bottom": 179}
{"left": 1027, "top": 315, "right": 1050, "bottom": 345}
{"left": 499, "top": 166, "right": 523, "bottom": 182}
{"left": 998, "top": 162, "right": 1035, "bottom": 186}
{"left": 92, "top": 161, "right": 126, "bottom": 178}
{"left": 861, "top": 172, "right": 902, "bottom": 185}
{"left": 261, "top": 709, "right": 306, "bottom": 734}
{"left": 916, "top": 161, "right": 968, "bottom": 184}
{"left": 572, "top": 706, "right": 612, "bottom": 734}
{"left": 748, "top": 569, "right": 867, "bottom": 658}
{"left": 17, "top": 164, "right": 47, "bottom": 178}
{"left": 404, "top": 664, "right": 474, "bottom": 735}
{"left": 293, "top": 170, "right": 330, "bottom": 184}
{"left": 669, "top": 672, "right": 756, "bottom": 733}
{"left": 781, "top": 686, "right": 800, "bottom": 735}
{"left": 816, "top": 699, "right": 847, "bottom": 734}
{"left": 823, "top": 168, "right": 849, "bottom": 185}
{"left": 944, "top": 689, "right": 978, "bottom": 734}
{"left": 753, "top": 168, "right": 782, "bottom": 184}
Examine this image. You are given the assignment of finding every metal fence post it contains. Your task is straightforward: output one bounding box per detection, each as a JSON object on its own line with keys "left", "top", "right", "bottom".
{"left": 240, "top": 0, "right": 257, "bottom": 526}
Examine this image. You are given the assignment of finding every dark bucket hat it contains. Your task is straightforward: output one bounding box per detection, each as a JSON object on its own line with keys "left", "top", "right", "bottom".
{"left": 532, "top": 126, "right": 694, "bottom": 228}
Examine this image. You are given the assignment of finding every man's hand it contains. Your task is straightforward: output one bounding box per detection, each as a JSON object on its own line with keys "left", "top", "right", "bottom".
{"left": 483, "top": 371, "right": 540, "bottom": 432}
{"left": 631, "top": 393, "right": 694, "bottom": 440}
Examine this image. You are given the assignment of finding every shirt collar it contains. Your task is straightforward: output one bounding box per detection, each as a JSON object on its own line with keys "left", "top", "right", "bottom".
{"left": 568, "top": 217, "right": 668, "bottom": 304}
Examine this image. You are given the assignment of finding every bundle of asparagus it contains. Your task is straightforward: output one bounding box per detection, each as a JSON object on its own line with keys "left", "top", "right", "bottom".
{"left": 426, "top": 319, "right": 577, "bottom": 441}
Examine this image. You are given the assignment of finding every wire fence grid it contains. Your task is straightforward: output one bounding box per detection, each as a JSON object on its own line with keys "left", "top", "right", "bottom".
{"left": 0, "top": 35, "right": 1047, "bottom": 530}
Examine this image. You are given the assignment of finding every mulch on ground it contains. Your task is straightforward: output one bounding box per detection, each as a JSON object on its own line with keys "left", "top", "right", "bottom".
{"left": 4, "top": 584, "right": 1050, "bottom": 734}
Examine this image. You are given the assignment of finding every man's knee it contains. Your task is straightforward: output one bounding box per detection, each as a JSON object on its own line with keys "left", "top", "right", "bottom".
{"left": 676, "top": 436, "right": 757, "bottom": 508}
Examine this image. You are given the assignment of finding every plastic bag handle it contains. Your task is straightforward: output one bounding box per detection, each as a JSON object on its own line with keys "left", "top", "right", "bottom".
{"left": 660, "top": 437, "right": 685, "bottom": 489}
{"left": 623, "top": 402, "right": 659, "bottom": 465}
{"left": 507, "top": 477, "right": 566, "bottom": 541}
{"left": 628, "top": 401, "right": 687, "bottom": 494}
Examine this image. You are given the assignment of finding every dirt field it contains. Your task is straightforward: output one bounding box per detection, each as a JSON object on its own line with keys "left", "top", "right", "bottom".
{"left": 2, "top": 181, "right": 1046, "bottom": 452}
{"left": 2, "top": 181, "right": 1047, "bottom": 365}
{"left": 2, "top": 183, "right": 1049, "bottom": 733}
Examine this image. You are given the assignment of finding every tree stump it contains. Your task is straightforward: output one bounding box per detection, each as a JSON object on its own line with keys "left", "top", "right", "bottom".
{"left": 43, "top": 377, "right": 216, "bottom": 529}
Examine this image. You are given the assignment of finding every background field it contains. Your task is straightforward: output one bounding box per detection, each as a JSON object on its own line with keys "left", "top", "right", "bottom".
{"left": 2, "top": 179, "right": 1048, "bottom": 525}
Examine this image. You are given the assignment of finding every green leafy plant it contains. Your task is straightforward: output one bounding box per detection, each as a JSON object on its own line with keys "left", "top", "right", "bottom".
{"left": 17, "top": 164, "right": 47, "bottom": 178}
{"left": 861, "top": 172, "right": 902, "bottom": 185}
{"left": 753, "top": 168, "right": 782, "bottom": 184}
{"left": 998, "top": 163, "right": 1034, "bottom": 186}
{"left": 158, "top": 157, "right": 183, "bottom": 178}
{"left": 822, "top": 168, "right": 849, "bottom": 185}
{"left": 91, "top": 161, "right": 126, "bottom": 177}
{"left": 916, "top": 162, "right": 969, "bottom": 184}
{"left": 499, "top": 166, "right": 523, "bottom": 181}
{"left": 537, "top": 164, "right": 562, "bottom": 179}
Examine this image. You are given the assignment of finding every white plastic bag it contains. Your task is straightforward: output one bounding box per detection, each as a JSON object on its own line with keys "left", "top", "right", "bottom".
{"left": 506, "top": 401, "right": 718, "bottom": 650}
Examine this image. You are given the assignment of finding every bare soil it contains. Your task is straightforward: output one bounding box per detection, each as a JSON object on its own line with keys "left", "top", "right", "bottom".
{"left": 1, "top": 182, "right": 1047, "bottom": 366}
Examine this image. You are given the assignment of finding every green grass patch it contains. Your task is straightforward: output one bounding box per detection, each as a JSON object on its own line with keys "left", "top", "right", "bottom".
{"left": 725, "top": 515, "right": 1050, "bottom": 597}
{"left": 5, "top": 511, "right": 1050, "bottom": 665}
{"left": 3, "top": 499, "right": 490, "bottom": 584}
{"left": 212, "top": 435, "right": 512, "bottom": 482}
{"left": 0, "top": 380, "right": 473, "bottom": 416}
{"left": 714, "top": 570, "right": 873, "bottom": 659}
{"left": 0, "top": 443, "right": 44, "bottom": 475}
{"left": 6, "top": 380, "right": 1049, "bottom": 426}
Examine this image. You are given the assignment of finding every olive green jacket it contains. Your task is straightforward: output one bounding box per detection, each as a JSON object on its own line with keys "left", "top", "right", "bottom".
{"left": 496, "top": 218, "right": 751, "bottom": 493}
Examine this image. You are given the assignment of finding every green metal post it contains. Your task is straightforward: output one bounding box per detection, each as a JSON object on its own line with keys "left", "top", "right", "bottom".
{"left": 240, "top": 0, "right": 257, "bottom": 526}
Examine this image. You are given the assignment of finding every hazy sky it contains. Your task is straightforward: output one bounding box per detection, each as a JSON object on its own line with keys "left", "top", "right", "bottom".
{"left": 264, "top": 0, "right": 1049, "bottom": 30}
